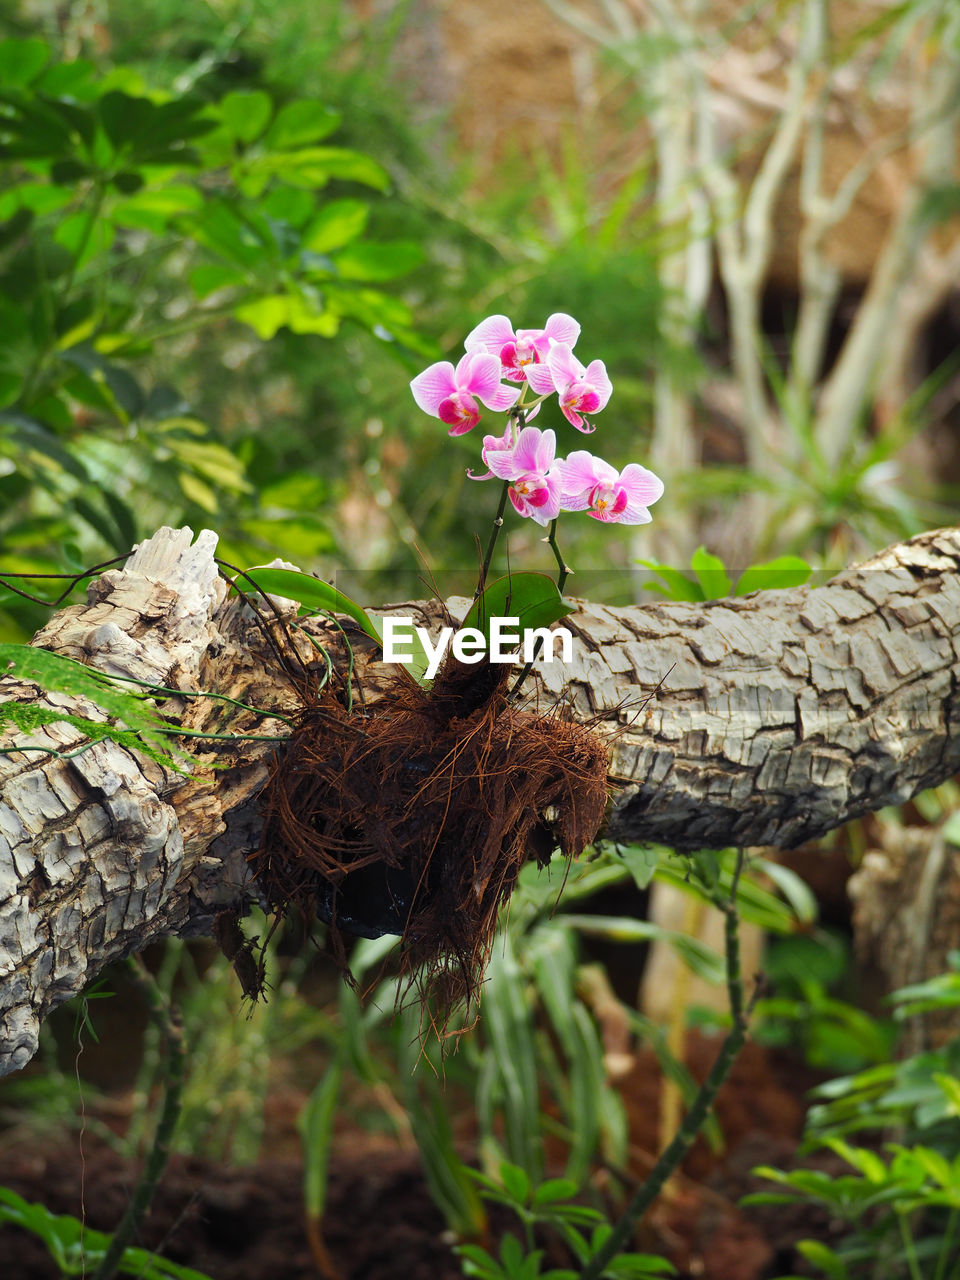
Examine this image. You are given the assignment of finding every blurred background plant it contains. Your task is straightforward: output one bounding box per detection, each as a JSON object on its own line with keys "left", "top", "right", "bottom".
{"left": 3, "top": 0, "right": 960, "bottom": 1276}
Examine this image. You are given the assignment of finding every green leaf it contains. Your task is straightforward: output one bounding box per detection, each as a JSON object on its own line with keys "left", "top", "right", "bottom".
{"left": 463, "top": 573, "right": 574, "bottom": 649}
{"left": 233, "top": 294, "right": 289, "bottom": 339}
{"left": 188, "top": 264, "right": 246, "bottom": 299}
{"left": 59, "top": 346, "right": 143, "bottom": 418}
{"left": 636, "top": 560, "right": 703, "bottom": 602}
{"left": 0, "top": 412, "right": 90, "bottom": 482}
{"left": 690, "top": 545, "right": 731, "bottom": 599}
{"left": 561, "top": 914, "right": 725, "bottom": 985}
{"left": 735, "top": 556, "right": 812, "bottom": 596}
{"left": 754, "top": 859, "right": 818, "bottom": 924}
{"left": 796, "top": 1240, "right": 850, "bottom": 1280}
{"left": 302, "top": 198, "right": 370, "bottom": 252}
{"left": 111, "top": 170, "right": 144, "bottom": 194}
{"left": 54, "top": 211, "right": 116, "bottom": 269}
{"left": 0, "top": 371, "right": 22, "bottom": 409}
{"left": 112, "top": 184, "right": 204, "bottom": 233}
{"left": 604, "top": 1253, "right": 676, "bottom": 1276}
{"left": 934, "top": 1072, "right": 960, "bottom": 1115}
{"left": 284, "top": 292, "right": 341, "bottom": 336}
{"left": 0, "top": 39, "right": 49, "bottom": 86}
{"left": 265, "top": 100, "right": 342, "bottom": 149}
{"left": 0, "top": 644, "right": 188, "bottom": 770}
{"left": 0, "top": 182, "right": 72, "bottom": 216}
{"left": 236, "top": 567, "right": 381, "bottom": 645}
{"left": 498, "top": 1162, "right": 531, "bottom": 1205}
{"left": 164, "top": 438, "right": 251, "bottom": 493}
{"left": 177, "top": 472, "right": 216, "bottom": 511}
{"left": 260, "top": 184, "right": 316, "bottom": 226}
{"left": 531, "top": 1177, "right": 579, "bottom": 1207}
{"left": 299, "top": 1060, "right": 342, "bottom": 1219}
{"left": 248, "top": 145, "right": 389, "bottom": 191}
{"left": 36, "top": 60, "right": 97, "bottom": 98}
{"left": 50, "top": 159, "right": 92, "bottom": 186}
{"left": 941, "top": 811, "right": 960, "bottom": 847}
{"left": 617, "top": 844, "right": 660, "bottom": 890}
{"left": 333, "top": 240, "right": 425, "bottom": 281}
{"left": 98, "top": 90, "right": 157, "bottom": 150}
{"left": 219, "top": 90, "right": 272, "bottom": 144}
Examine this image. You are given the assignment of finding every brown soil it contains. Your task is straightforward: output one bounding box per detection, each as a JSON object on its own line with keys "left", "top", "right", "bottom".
{"left": 0, "top": 1035, "right": 836, "bottom": 1280}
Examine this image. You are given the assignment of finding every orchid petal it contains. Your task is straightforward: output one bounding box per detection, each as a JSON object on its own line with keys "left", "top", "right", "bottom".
{"left": 532, "top": 427, "right": 557, "bottom": 473}
{"left": 583, "top": 359, "right": 613, "bottom": 409}
{"left": 481, "top": 381, "right": 522, "bottom": 411}
{"left": 561, "top": 403, "right": 595, "bottom": 432}
{"left": 615, "top": 502, "right": 653, "bottom": 525}
{"left": 464, "top": 314, "right": 516, "bottom": 353}
{"left": 562, "top": 450, "right": 610, "bottom": 492}
{"left": 619, "top": 463, "right": 664, "bottom": 508}
{"left": 512, "top": 426, "right": 554, "bottom": 474}
{"left": 542, "top": 312, "right": 581, "bottom": 349}
{"left": 456, "top": 350, "right": 520, "bottom": 411}
{"left": 410, "top": 361, "right": 457, "bottom": 415}
{"left": 525, "top": 362, "right": 557, "bottom": 395}
{"left": 546, "top": 343, "right": 585, "bottom": 391}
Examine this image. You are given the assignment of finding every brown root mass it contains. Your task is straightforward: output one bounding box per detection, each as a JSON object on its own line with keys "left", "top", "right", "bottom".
{"left": 252, "top": 654, "right": 609, "bottom": 1006}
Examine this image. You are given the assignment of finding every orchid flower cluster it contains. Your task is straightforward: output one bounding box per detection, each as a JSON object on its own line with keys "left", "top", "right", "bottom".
{"left": 409, "top": 312, "right": 663, "bottom": 529}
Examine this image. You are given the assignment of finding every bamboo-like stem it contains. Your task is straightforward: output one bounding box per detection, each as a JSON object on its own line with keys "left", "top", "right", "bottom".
{"left": 91, "top": 957, "right": 186, "bottom": 1280}
{"left": 578, "top": 852, "right": 750, "bottom": 1280}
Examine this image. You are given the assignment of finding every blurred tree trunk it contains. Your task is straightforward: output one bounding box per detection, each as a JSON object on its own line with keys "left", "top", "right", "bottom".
{"left": 2, "top": 522, "right": 960, "bottom": 1076}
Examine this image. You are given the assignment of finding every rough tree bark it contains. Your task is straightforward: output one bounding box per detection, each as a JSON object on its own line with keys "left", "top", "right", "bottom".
{"left": 2, "top": 522, "right": 960, "bottom": 1077}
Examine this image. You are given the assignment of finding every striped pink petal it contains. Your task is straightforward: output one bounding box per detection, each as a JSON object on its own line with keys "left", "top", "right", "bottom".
{"left": 410, "top": 361, "right": 458, "bottom": 415}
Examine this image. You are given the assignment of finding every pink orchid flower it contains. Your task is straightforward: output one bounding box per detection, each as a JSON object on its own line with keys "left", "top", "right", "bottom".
{"left": 560, "top": 451, "right": 664, "bottom": 524}
{"left": 526, "top": 343, "right": 612, "bottom": 432}
{"left": 410, "top": 350, "right": 520, "bottom": 435}
{"left": 464, "top": 313, "right": 581, "bottom": 382}
{"left": 466, "top": 424, "right": 518, "bottom": 481}
{"left": 483, "top": 426, "right": 564, "bottom": 526}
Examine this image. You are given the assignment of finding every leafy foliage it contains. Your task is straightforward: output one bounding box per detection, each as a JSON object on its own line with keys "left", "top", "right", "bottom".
{"left": 0, "top": 1186, "right": 212, "bottom": 1279}
{"left": 746, "top": 956, "right": 960, "bottom": 1279}
{"left": 637, "top": 546, "right": 813, "bottom": 603}
{"left": 0, "top": 35, "right": 428, "bottom": 637}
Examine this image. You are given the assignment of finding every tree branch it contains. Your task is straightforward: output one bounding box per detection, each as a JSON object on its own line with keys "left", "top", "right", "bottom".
{"left": 3, "top": 523, "right": 960, "bottom": 1075}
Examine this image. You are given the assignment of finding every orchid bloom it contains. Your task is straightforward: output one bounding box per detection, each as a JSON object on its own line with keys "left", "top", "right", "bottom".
{"left": 466, "top": 424, "right": 518, "bottom": 481}
{"left": 560, "top": 451, "right": 664, "bottom": 524}
{"left": 482, "top": 426, "right": 564, "bottom": 526}
{"left": 526, "top": 343, "right": 612, "bottom": 432}
{"left": 464, "top": 313, "right": 581, "bottom": 382}
{"left": 410, "top": 350, "right": 520, "bottom": 435}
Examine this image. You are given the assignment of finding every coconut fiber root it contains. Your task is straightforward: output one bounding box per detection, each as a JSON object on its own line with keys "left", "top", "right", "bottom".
{"left": 252, "top": 652, "right": 609, "bottom": 1008}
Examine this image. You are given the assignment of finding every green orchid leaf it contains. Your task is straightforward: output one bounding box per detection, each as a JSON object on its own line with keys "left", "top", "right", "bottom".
{"left": 464, "top": 573, "right": 574, "bottom": 648}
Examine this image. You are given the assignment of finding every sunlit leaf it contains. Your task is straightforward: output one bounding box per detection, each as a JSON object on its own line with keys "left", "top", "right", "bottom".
{"left": 219, "top": 90, "right": 272, "bottom": 144}
{"left": 266, "top": 100, "right": 342, "bottom": 149}
{"left": 735, "top": 556, "right": 813, "bottom": 595}
{"left": 302, "top": 198, "right": 370, "bottom": 252}
{"left": 690, "top": 545, "right": 731, "bottom": 599}
{"left": 333, "top": 239, "right": 425, "bottom": 281}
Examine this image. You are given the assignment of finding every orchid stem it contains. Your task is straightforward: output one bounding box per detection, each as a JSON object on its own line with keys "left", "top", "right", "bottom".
{"left": 508, "top": 518, "right": 570, "bottom": 701}
{"left": 547, "top": 518, "right": 570, "bottom": 596}
{"left": 475, "top": 404, "right": 526, "bottom": 597}
{"left": 476, "top": 480, "right": 510, "bottom": 598}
